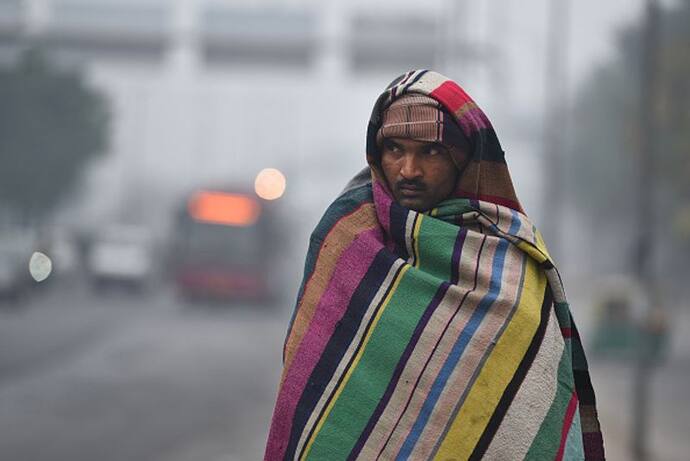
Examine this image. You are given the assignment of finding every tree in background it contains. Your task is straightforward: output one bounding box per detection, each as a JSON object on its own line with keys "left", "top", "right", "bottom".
{"left": 567, "top": 0, "right": 690, "bottom": 287}
{"left": 0, "top": 49, "right": 110, "bottom": 224}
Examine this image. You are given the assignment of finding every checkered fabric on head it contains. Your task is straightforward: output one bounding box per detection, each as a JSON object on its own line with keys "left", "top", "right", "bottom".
{"left": 375, "top": 94, "right": 470, "bottom": 154}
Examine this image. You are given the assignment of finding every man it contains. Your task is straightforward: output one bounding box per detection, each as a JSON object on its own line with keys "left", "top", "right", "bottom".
{"left": 265, "top": 70, "right": 604, "bottom": 460}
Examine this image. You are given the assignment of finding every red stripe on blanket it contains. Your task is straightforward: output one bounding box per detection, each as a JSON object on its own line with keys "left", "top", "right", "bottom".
{"left": 430, "top": 80, "right": 471, "bottom": 113}
{"left": 561, "top": 328, "right": 572, "bottom": 338}
{"left": 555, "top": 392, "right": 579, "bottom": 461}
{"left": 456, "top": 190, "right": 522, "bottom": 212}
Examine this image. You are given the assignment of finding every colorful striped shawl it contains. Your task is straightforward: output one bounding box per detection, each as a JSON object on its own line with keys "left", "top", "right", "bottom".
{"left": 264, "top": 72, "right": 604, "bottom": 461}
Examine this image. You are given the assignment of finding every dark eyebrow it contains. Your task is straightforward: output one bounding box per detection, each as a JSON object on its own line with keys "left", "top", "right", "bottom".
{"left": 424, "top": 142, "right": 448, "bottom": 152}
{"left": 383, "top": 138, "right": 403, "bottom": 149}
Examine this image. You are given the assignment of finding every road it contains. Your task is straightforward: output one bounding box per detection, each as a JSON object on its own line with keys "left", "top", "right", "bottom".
{"left": 0, "top": 281, "right": 288, "bottom": 461}
{"left": 0, "top": 281, "right": 688, "bottom": 461}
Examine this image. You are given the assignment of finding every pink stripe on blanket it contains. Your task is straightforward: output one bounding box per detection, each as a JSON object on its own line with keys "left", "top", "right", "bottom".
{"left": 373, "top": 179, "right": 393, "bottom": 235}
{"left": 264, "top": 226, "right": 385, "bottom": 460}
{"left": 455, "top": 106, "right": 492, "bottom": 133}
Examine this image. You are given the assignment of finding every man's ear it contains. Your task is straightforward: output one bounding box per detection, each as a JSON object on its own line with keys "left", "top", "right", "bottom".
{"left": 450, "top": 147, "right": 471, "bottom": 172}
{"left": 450, "top": 147, "right": 473, "bottom": 193}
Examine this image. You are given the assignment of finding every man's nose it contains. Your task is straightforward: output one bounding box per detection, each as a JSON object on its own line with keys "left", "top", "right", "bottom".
{"left": 399, "top": 153, "right": 422, "bottom": 179}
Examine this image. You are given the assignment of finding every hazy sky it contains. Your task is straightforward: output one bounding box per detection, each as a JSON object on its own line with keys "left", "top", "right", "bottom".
{"left": 75, "top": 0, "right": 670, "bottom": 230}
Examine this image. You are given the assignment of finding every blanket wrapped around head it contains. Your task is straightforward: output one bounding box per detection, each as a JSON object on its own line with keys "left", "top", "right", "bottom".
{"left": 265, "top": 70, "right": 604, "bottom": 461}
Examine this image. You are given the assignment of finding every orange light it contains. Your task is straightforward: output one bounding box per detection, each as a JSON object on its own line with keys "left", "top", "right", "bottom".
{"left": 254, "top": 168, "right": 286, "bottom": 200}
{"left": 188, "top": 191, "right": 261, "bottom": 227}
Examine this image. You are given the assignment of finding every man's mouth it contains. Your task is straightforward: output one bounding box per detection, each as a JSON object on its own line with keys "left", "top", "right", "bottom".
{"left": 397, "top": 183, "right": 425, "bottom": 196}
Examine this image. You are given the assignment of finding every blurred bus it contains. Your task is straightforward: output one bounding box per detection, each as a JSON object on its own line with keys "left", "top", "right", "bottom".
{"left": 169, "top": 189, "right": 281, "bottom": 303}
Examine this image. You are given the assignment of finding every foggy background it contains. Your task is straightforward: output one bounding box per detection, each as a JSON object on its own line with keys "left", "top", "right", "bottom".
{"left": 1, "top": 0, "right": 688, "bottom": 460}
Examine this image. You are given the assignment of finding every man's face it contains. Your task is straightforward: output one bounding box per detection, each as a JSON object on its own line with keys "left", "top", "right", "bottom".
{"left": 380, "top": 137, "right": 464, "bottom": 212}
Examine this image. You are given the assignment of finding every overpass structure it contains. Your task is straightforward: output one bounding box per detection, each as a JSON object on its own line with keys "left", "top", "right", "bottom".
{"left": 0, "top": 0, "right": 487, "bottom": 74}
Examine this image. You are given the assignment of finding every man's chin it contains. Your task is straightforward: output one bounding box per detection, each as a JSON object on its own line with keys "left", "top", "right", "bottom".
{"left": 396, "top": 196, "right": 431, "bottom": 212}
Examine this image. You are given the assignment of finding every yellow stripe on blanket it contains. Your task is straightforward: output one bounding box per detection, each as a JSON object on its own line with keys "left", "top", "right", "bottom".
{"left": 413, "top": 214, "right": 424, "bottom": 268}
{"left": 434, "top": 259, "right": 547, "bottom": 460}
{"left": 516, "top": 241, "right": 549, "bottom": 265}
{"left": 533, "top": 228, "right": 552, "bottom": 261}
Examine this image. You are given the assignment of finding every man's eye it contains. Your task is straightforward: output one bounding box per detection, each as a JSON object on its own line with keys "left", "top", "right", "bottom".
{"left": 384, "top": 141, "right": 401, "bottom": 152}
{"left": 425, "top": 146, "right": 444, "bottom": 156}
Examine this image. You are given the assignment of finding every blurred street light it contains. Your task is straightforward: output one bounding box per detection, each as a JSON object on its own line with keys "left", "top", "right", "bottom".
{"left": 29, "top": 251, "right": 52, "bottom": 282}
{"left": 255, "top": 168, "right": 286, "bottom": 201}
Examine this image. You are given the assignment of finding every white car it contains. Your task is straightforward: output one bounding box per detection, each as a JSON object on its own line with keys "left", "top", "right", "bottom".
{"left": 87, "top": 225, "right": 155, "bottom": 292}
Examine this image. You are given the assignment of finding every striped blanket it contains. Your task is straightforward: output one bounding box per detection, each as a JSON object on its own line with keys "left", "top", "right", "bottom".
{"left": 265, "top": 71, "right": 604, "bottom": 461}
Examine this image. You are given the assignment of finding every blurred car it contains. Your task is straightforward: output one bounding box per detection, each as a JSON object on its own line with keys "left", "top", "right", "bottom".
{"left": 87, "top": 225, "right": 155, "bottom": 292}
{"left": 0, "top": 250, "right": 28, "bottom": 302}
{"left": 0, "top": 231, "right": 35, "bottom": 303}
